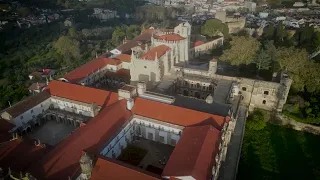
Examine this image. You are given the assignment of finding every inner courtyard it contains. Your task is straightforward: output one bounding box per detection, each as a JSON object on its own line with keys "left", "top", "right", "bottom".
{"left": 117, "top": 138, "right": 174, "bottom": 175}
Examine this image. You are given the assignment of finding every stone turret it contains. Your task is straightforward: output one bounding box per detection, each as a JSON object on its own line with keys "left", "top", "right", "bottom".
{"left": 79, "top": 153, "right": 93, "bottom": 180}
{"left": 277, "top": 72, "right": 292, "bottom": 112}
{"left": 209, "top": 58, "right": 218, "bottom": 74}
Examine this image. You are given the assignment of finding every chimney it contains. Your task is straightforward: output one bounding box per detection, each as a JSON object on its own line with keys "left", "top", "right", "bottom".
{"left": 137, "top": 81, "right": 146, "bottom": 95}
{"left": 127, "top": 98, "right": 134, "bottom": 110}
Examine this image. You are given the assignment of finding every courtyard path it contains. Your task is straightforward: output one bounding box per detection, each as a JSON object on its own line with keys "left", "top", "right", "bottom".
{"left": 274, "top": 114, "right": 320, "bottom": 135}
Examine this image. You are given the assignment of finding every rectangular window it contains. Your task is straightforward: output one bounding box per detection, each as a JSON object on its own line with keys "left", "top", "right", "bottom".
{"left": 159, "top": 136, "right": 165, "bottom": 143}
{"left": 148, "top": 132, "right": 153, "bottom": 140}
{"left": 31, "top": 109, "right": 33, "bottom": 113}
{"left": 137, "top": 126, "right": 141, "bottom": 135}
{"left": 20, "top": 116, "right": 23, "bottom": 120}
{"left": 264, "top": 91, "right": 269, "bottom": 95}
{"left": 171, "top": 139, "right": 177, "bottom": 146}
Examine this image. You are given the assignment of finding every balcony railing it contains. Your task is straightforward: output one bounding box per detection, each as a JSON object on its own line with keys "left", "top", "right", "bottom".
{"left": 46, "top": 107, "right": 90, "bottom": 122}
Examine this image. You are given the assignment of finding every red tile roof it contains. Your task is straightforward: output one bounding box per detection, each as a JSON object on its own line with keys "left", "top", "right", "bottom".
{"left": 42, "top": 69, "right": 53, "bottom": 75}
{"left": 0, "top": 119, "right": 15, "bottom": 143}
{"left": 28, "top": 99, "right": 133, "bottom": 180}
{"left": 28, "top": 82, "right": 46, "bottom": 91}
{"left": 162, "top": 125, "right": 221, "bottom": 180}
{"left": 91, "top": 157, "right": 160, "bottom": 180}
{"left": 64, "top": 58, "right": 121, "bottom": 83}
{"left": 113, "top": 54, "right": 131, "bottom": 63}
{"left": 105, "top": 69, "right": 130, "bottom": 79}
{"left": 194, "top": 40, "right": 205, "bottom": 47}
{"left": 141, "top": 29, "right": 156, "bottom": 35}
{"left": 156, "top": 34, "right": 185, "bottom": 41}
{"left": 141, "top": 45, "right": 171, "bottom": 61}
{"left": 0, "top": 139, "right": 51, "bottom": 172}
{"left": 132, "top": 98, "right": 226, "bottom": 130}
{"left": 46, "top": 80, "right": 118, "bottom": 107}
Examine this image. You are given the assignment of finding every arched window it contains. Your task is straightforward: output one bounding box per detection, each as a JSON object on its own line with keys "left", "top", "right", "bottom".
{"left": 197, "top": 83, "right": 200, "bottom": 88}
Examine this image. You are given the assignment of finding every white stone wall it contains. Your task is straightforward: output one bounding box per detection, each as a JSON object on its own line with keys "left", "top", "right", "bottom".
{"left": 121, "top": 62, "right": 131, "bottom": 70}
{"left": 13, "top": 98, "right": 51, "bottom": 127}
{"left": 191, "top": 37, "right": 224, "bottom": 58}
{"left": 130, "top": 57, "right": 161, "bottom": 82}
{"left": 78, "top": 65, "right": 110, "bottom": 85}
{"left": 100, "top": 117, "right": 182, "bottom": 159}
{"left": 100, "top": 121, "right": 135, "bottom": 158}
{"left": 51, "top": 97, "right": 94, "bottom": 117}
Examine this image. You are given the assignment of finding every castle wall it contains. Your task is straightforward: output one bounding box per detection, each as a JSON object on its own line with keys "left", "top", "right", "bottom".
{"left": 190, "top": 37, "right": 224, "bottom": 58}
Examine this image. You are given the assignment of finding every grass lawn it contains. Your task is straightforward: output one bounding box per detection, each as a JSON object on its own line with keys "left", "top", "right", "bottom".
{"left": 117, "top": 145, "right": 147, "bottom": 166}
{"left": 237, "top": 124, "right": 320, "bottom": 180}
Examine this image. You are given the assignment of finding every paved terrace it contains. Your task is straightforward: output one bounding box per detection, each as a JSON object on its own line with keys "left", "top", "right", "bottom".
{"left": 28, "top": 120, "right": 76, "bottom": 146}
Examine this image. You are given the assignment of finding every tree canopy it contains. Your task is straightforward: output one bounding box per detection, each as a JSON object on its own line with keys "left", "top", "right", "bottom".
{"left": 54, "top": 36, "right": 81, "bottom": 62}
{"left": 201, "top": 19, "right": 229, "bottom": 38}
{"left": 253, "top": 48, "right": 272, "bottom": 75}
{"left": 220, "top": 36, "right": 260, "bottom": 66}
{"left": 247, "top": 110, "right": 267, "bottom": 131}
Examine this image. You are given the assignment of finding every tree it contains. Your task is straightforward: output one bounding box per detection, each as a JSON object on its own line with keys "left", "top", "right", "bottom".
{"left": 201, "top": 19, "right": 229, "bottom": 38}
{"left": 53, "top": 36, "right": 80, "bottom": 60}
{"left": 264, "top": 40, "right": 278, "bottom": 72}
{"left": 275, "top": 47, "right": 320, "bottom": 92}
{"left": 126, "top": 25, "right": 140, "bottom": 40}
{"left": 253, "top": 49, "right": 272, "bottom": 76}
{"left": 275, "top": 23, "right": 286, "bottom": 43}
{"left": 17, "top": 7, "right": 31, "bottom": 17}
{"left": 112, "top": 27, "right": 126, "bottom": 46}
{"left": 220, "top": 36, "right": 260, "bottom": 66}
{"left": 263, "top": 24, "right": 275, "bottom": 40}
{"left": 247, "top": 110, "right": 267, "bottom": 131}
{"left": 68, "top": 27, "right": 78, "bottom": 38}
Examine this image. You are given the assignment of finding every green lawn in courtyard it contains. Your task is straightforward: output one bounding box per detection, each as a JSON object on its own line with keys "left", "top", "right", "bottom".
{"left": 117, "top": 145, "right": 148, "bottom": 166}
{"left": 237, "top": 124, "right": 320, "bottom": 180}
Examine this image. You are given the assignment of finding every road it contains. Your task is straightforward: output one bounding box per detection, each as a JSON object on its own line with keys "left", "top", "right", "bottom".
{"left": 218, "top": 106, "right": 247, "bottom": 180}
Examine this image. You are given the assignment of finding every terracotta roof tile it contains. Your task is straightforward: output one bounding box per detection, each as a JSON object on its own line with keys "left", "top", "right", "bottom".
{"left": 141, "top": 45, "right": 171, "bottom": 61}
{"left": 194, "top": 40, "right": 205, "bottom": 47}
{"left": 0, "top": 139, "right": 51, "bottom": 172}
{"left": 28, "top": 100, "right": 133, "bottom": 180}
{"left": 105, "top": 69, "right": 130, "bottom": 79}
{"left": 116, "top": 33, "right": 153, "bottom": 54}
{"left": 113, "top": 54, "right": 131, "bottom": 63}
{"left": 28, "top": 82, "right": 46, "bottom": 91}
{"left": 142, "top": 29, "right": 156, "bottom": 34}
{"left": 0, "top": 119, "right": 15, "bottom": 143}
{"left": 132, "top": 98, "right": 226, "bottom": 130}
{"left": 64, "top": 58, "right": 121, "bottom": 83}
{"left": 91, "top": 157, "right": 160, "bottom": 180}
{"left": 4, "top": 91, "right": 51, "bottom": 118}
{"left": 156, "top": 34, "right": 185, "bottom": 41}
{"left": 162, "top": 125, "right": 221, "bottom": 180}
{"left": 46, "top": 80, "right": 118, "bottom": 107}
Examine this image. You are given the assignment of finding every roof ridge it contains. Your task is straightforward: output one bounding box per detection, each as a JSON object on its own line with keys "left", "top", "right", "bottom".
{"left": 191, "top": 125, "right": 216, "bottom": 178}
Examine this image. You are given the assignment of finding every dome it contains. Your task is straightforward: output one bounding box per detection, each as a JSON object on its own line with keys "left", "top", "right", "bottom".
{"left": 205, "top": 95, "right": 214, "bottom": 104}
